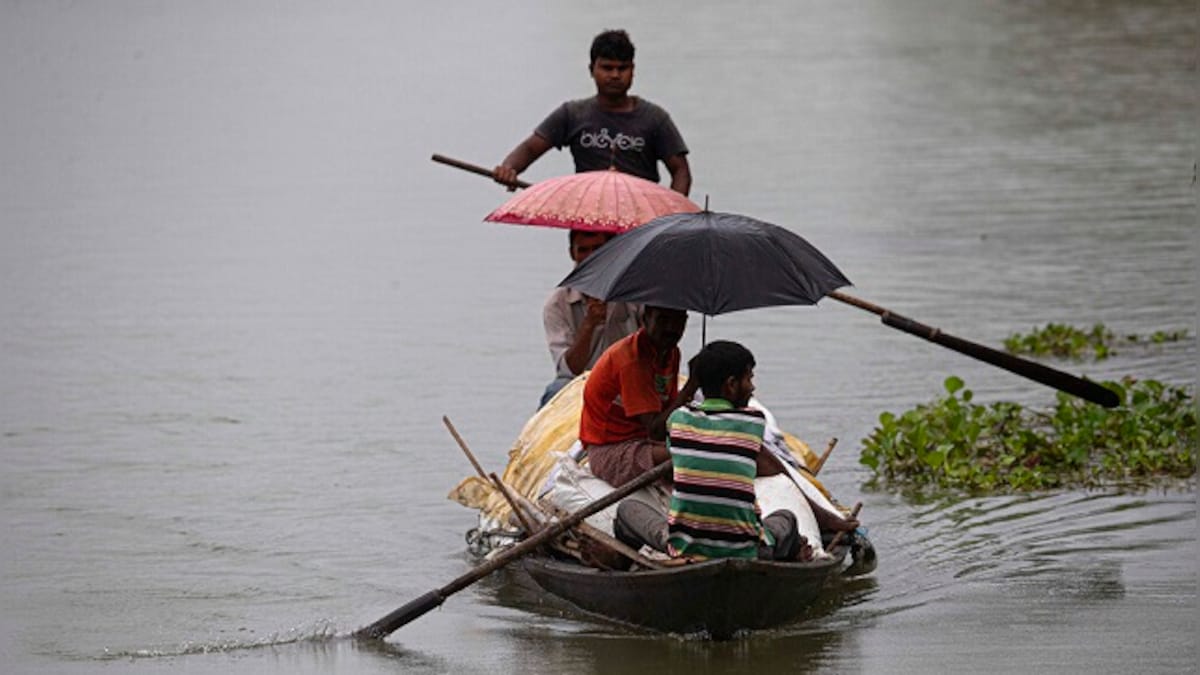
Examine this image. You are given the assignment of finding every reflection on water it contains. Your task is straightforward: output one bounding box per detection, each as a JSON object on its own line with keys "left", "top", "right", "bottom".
{"left": 491, "top": 616, "right": 854, "bottom": 675}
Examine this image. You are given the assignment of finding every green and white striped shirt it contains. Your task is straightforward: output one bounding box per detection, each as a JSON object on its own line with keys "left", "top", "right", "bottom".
{"left": 666, "top": 399, "right": 770, "bottom": 559}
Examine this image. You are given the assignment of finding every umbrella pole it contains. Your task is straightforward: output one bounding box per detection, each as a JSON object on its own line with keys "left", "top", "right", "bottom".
{"left": 826, "top": 291, "right": 1119, "bottom": 408}
{"left": 702, "top": 315, "right": 707, "bottom": 346}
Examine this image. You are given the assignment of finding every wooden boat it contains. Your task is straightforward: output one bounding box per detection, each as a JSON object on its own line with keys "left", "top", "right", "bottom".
{"left": 448, "top": 375, "right": 877, "bottom": 639}
{"left": 519, "top": 536, "right": 874, "bottom": 639}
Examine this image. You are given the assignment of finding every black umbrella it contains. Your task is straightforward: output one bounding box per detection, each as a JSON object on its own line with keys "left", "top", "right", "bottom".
{"left": 559, "top": 211, "right": 850, "bottom": 316}
{"left": 559, "top": 210, "right": 1119, "bottom": 408}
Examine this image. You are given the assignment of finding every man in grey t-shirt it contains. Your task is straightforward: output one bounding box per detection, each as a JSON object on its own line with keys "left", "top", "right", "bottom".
{"left": 492, "top": 29, "right": 691, "bottom": 194}
{"left": 492, "top": 29, "right": 691, "bottom": 407}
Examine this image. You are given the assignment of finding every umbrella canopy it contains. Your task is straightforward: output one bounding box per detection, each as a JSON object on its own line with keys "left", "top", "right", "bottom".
{"left": 485, "top": 169, "right": 701, "bottom": 233}
{"left": 558, "top": 211, "right": 851, "bottom": 316}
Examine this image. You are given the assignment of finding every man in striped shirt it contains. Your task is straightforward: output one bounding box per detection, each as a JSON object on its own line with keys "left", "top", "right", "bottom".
{"left": 614, "top": 340, "right": 806, "bottom": 560}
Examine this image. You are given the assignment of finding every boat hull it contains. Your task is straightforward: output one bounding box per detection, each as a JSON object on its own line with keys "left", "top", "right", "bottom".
{"left": 521, "top": 549, "right": 847, "bottom": 639}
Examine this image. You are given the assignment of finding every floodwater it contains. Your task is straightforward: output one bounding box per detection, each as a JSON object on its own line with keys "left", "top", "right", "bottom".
{"left": 1, "top": 1, "right": 1195, "bottom": 673}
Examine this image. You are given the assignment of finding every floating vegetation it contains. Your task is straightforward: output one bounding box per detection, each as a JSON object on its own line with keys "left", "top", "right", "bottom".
{"left": 1004, "top": 323, "right": 1188, "bottom": 361}
{"left": 859, "top": 376, "right": 1196, "bottom": 493}
{"left": 1144, "top": 328, "right": 1190, "bottom": 344}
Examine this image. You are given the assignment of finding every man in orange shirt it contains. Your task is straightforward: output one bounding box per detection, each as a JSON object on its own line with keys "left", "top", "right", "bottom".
{"left": 580, "top": 305, "right": 699, "bottom": 487}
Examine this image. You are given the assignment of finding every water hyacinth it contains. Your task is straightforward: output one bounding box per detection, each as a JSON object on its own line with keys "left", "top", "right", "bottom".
{"left": 859, "top": 376, "right": 1196, "bottom": 493}
{"left": 1004, "top": 323, "right": 1188, "bottom": 361}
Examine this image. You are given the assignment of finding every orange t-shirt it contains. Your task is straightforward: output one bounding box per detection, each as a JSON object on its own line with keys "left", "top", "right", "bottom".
{"left": 580, "top": 329, "right": 680, "bottom": 445}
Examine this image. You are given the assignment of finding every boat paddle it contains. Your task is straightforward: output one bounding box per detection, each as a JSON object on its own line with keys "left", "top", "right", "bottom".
{"left": 431, "top": 154, "right": 531, "bottom": 189}
{"left": 353, "top": 460, "right": 672, "bottom": 640}
{"left": 826, "top": 291, "right": 1120, "bottom": 408}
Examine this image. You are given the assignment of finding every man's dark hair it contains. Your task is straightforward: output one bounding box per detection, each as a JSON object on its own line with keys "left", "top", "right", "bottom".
{"left": 690, "top": 340, "right": 755, "bottom": 399}
{"left": 643, "top": 304, "right": 686, "bottom": 320}
{"left": 568, "top": 229, "right": 614, "bottom": 246}
{"left": 590, "top": 29, "right": 635, "bottom": 65}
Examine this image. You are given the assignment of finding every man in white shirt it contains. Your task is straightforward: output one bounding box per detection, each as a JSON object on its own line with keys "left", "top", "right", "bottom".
{"left": 541, "top": 229, "right": 641, "bottom": 407}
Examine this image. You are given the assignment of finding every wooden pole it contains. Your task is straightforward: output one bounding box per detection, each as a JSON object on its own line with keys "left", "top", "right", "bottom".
{"left": 353, "top": 461, "right": 672, "bottom": 640}
{"left": 441, "top": 415, "right": 536, "bottom": 534}
{"left": 812, "top": 437, "right": 838, "bottom": 475}
{"left": 443, "top": 415, "right": 660, "bottom": 569}
{"left": 826, "top": 291, "right": 1119, "bottom": 408}
{"left": 443, "top": 416, "right": 488, "bottom": 478}
{"left": 431, "top": 153, "right": 532, "bottom": 189}
{"left": 540, "top": 503, "right": 665, "bottom": 571}
{"left": 489, "top": 471, "right": 539, "bottom": 537}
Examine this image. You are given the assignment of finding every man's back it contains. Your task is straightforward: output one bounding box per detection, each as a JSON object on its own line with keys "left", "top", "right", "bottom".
{"left": 666, "top": 400, "right": 768, "bottom": 559}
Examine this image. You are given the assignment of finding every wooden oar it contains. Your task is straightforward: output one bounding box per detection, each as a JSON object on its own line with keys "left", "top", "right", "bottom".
{"left": 826, "top": 291, "right": 1119, "bottom": 408}
{"left": 353, "top": 460, "right": 672, "bottom": 640}
{"left": 812, "top": 437, "right": 838, "bottom": 475}
{"left": 431, "top": 153, "right": 532, "bottom": 189}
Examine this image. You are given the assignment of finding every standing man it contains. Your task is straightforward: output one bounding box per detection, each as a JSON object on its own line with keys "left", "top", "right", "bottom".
{"left": 579, "top": 306, "right": 698, "bottom": 488}
{"left": 497, "top": 29, "right": 692, "bottom": 407}
{"left": 491, "top": 29, "right": 692, "bottom": 194}
{"left": 540, "top": 229, "right": 641, "bottom": 407}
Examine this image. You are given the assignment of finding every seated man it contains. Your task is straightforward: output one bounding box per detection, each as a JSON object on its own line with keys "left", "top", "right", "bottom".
{"left": 540, "top": 229, "right": 641, "bottom": 407}
{"left": 579, "top": 305, "right": 698, "bottom": 488}
{"left": 614, "top": 340, "right": 856, "bottom": 560}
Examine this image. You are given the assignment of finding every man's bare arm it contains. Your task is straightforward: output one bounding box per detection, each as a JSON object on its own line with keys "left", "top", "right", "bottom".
{"left": 636, "top": 376, "right": 701, "bottom": 441}
{"left": 493, "top": 134, "right": 553, "bottom": 187}
{"left": 562, "top": 299, "right": 608, "bottom": 375}
{"left": 664, "top": 154, "right": 692, "bottom": 196}
{"left": 755, "top": 447, "right": 784, "bottom": 477}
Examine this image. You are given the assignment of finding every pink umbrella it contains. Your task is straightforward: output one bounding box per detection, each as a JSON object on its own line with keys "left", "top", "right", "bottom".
{"left": 484, "top": 169, "right": 700, "bottom": 233}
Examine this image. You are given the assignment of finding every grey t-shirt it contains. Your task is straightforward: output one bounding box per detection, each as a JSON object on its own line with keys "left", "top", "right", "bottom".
{"left": 534, "top": 97, "right": 688, "bottom": 183}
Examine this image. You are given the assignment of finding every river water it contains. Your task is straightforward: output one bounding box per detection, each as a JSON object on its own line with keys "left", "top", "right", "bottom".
{"left": 1, "top": 1, "right": 1195, "bottom": 673}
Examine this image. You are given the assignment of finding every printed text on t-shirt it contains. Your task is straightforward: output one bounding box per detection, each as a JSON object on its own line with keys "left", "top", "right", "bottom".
{"left": 580, "top": 128, "right": 646, "bottom": 152}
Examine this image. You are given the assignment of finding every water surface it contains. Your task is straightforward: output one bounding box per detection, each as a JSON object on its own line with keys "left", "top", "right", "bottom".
{"left": 1, "top": 1, "right": 1195, "bottom": 673}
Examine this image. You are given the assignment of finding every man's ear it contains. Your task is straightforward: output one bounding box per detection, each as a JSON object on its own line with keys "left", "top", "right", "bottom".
{"left": 721, "top": 375, "right": 737, "bottom": 399}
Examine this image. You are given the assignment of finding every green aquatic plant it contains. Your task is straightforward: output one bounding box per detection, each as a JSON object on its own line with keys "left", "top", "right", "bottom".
{"left": 1004, "top": 323, "right": 1188, "bottom": 361}
{"left": 859, "top": 376, "right": 1196, "bottom": 493}
{"left": 1004, "top": 323, "right": 1114, "bottom": 360}
{"left": 1147, "top": 329, "right": 1189, "bottom": 344}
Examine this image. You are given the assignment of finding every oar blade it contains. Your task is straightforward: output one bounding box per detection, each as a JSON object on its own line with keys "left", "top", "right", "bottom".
{"left": 354, "top": 590, "right": 446, "bottom": 640}
{"left": 829, "top": 293, "right": 1119, "bottom": 408}
{"left": 928, "top": 325, "right": 1120, "bottom": 408}
{"left": 881, "top": 313, "right": 1120, "bottom": 408}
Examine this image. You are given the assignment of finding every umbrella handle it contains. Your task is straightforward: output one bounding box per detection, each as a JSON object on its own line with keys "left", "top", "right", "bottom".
{"left": 432, "top": 154, "right": 532, "bottom": 189}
